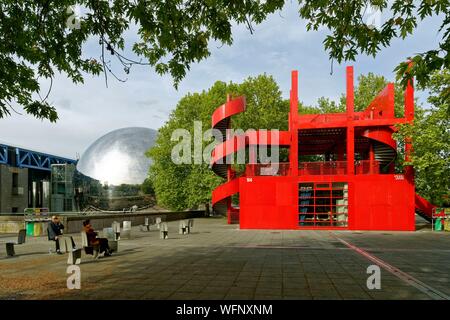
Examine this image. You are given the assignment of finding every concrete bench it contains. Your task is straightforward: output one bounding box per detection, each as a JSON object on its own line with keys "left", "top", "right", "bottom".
{"left": 65, "top": 237, "right": 82, "bottom": 265}
{"left": 112, "top": 221, "right": 121, "bottom": 240}
{"left": 139, "top": 217, "right": 154, "bottom": 232}
{"left": 102, "top": 227, "right": 118, "bottom": 253}
{"left": 179, "top": 220, "right": 188, "bottom": 235}
{"left": 179, "top": 219, "right": 194, "bottom": 235}
{"left": 4, "top": 229, "right": 26, "bottom": 257}
{"left": 155, "top": 217, "right": 161, "bottom": 229}
{"left": 121, "top": 221, "right": 132, "bottom": 239}
{"left": 160, "top": 222, "right": 169, "bottom": 239}
{"left": 187, "top": 219, "right": 194, "bottom": 233}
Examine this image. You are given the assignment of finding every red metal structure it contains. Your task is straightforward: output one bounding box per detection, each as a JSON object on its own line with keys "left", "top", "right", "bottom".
{"left": 211, "top": 67, "right": 436, "bottom": 231}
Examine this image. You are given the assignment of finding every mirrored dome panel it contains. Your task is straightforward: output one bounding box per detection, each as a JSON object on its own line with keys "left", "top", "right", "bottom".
{"left": 77, "top": 127, "right": 157, "bottom": 185}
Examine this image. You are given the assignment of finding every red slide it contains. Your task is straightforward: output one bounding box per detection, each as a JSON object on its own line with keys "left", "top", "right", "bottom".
{"left": 415, "top": 193, "right": 436, "bottom": 222}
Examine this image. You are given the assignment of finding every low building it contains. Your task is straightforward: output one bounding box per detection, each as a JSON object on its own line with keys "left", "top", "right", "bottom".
{"left": 0, "top": 144, "right": 76, "bottom": 214}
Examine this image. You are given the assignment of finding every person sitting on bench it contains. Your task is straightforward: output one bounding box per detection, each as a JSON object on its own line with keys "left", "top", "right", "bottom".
{"left": 82, "top": 220, "right": 111, "bottom": 256}
{"left": 48, "top": 215, "right": 76, "bottom": 254}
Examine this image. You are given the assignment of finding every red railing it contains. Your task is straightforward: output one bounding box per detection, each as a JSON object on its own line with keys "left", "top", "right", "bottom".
{"left": 299, "top": 161, "right": 347, "bottom": 175}
{"left": 245, "top": 163, "right": 290, "bottom": 176}
{"left": 355, "top": 160, "right": 380, "bottom": 174}
{"left": 245, "top": 161, "right": 380, "bottom": 176}
{"left": 298, "top": 160, "right": 379, "bottom": 175}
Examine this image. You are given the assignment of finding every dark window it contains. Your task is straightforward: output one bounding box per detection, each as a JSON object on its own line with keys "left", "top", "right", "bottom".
{"left": 298, "top": 182, "right": 348, "bottom": 227}
{"left": 12, "top": 207, "right": 18, "bottom": 213}
{"left": 12, "top": 172, "right": 18, "bottom": 188}
{"left": 64, "top": 199, "right": 73, "bottom": 211}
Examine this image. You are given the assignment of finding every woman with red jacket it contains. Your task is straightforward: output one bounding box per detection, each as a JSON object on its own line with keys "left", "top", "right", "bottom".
{"left": 82, "top": 219, "right": 111, "bottom": 257}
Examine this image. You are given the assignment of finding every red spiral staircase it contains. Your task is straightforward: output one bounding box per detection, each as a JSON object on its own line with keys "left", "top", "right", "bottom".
{"left": 361, "top": 127, "right": 435, "bottom": 222}
{"left": 211, "top": 97, "right": 246, "bottom": 224}
{"left": 362, "top": 127, "right": 397, "bottom": 171}
{"left": 211, "top": 96, "right": 290, "bottom": 224}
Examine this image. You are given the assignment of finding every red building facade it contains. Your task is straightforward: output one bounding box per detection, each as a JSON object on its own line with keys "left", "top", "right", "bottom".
{"left": 211, "top": 67, "right": 434, "bottom": 231}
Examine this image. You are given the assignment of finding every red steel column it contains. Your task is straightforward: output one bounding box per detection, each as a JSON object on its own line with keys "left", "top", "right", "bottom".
{"left": 346, "top": 66, "right": 355, "bottom": 175}
{"left": 289, "top": 70, "right": 299, "bottom": 176}
{"left": 226, "top": 94, "right": 232, "bottom": 224}
{"left": 404, "top": 65, "right": 415, "bottom": 229}
{"left": 404, "top": 74, "right": 415, "bottom": 181}
{"left": 369, "top": 143, "right": 375, "bottom": 174}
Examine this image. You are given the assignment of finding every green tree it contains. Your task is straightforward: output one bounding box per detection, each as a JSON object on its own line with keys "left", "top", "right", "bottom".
{"left": 394, "top": 69, "right": 450, "bottom": 206}
{"left": 147, "top": 74, "right": 290, "bottom": 211}
{"left": 113, "top": 184, "right": 141, "bottom": 196}
{"left": 315, "top": 97, "right": 343, "bottom": 114}
{"left": 0, "top": 0, "right": 284, "bottom": 121}
{"left": 3, "top": 1, "right": 448, "bottom": 122}
{"left": 299, "top": 0, "right": 450, "bottom": 91}
{"left": 140, "top": 177, "right": 154, "bottom": 195}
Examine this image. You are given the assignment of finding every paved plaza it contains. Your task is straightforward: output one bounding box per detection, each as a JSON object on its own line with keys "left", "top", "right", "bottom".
{"left": 0, "top": 217, "right": 449, "bottom": 300}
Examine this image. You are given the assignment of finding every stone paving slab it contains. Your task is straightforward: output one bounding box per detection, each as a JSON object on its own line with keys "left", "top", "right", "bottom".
{"left": 0, "top": 217, "right": 449, "bottom": 300}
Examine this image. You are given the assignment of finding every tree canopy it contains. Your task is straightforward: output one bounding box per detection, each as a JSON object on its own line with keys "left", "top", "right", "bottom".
{"left": 1, "top": 1, "right": 448, "bottom": 121}
{"left": 140, "top": 177, "right": 155, "bottom": 195}
{"left": 394, "top": 69, "right": 450, "bottom": 206}
{"left": 299, "top": 0, "right": 450, "bottom": 91}
{"left": 0, "top": 0, "right": 284, "bottom": 121}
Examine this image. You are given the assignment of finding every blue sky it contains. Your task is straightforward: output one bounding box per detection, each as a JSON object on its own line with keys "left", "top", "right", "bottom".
{"left": 0, "top": 2, "right": 444, "bottom": 158}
